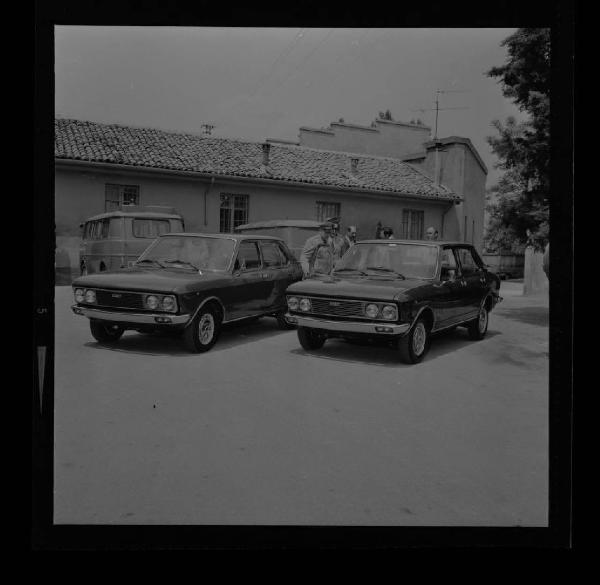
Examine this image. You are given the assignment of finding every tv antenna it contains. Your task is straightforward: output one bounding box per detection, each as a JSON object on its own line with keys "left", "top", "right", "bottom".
{"left": 411, "top": 89, "right": 470, "bottom": 139}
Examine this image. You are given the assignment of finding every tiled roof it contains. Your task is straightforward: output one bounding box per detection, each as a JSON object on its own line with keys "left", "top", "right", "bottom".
{"left": 54, "top": 118, "right": 459, "bottom": 201}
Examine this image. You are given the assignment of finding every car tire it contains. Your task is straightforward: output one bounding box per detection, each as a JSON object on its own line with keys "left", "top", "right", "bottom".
{"left": 183, "top": 305, "right": 221, "bottom": 353}
{"left": 275, "top": 311, "right": 296, "bottom": 330}
{"left": 467, "top": 304, "right": 489, "bottom": 340}
{"left": 297, "top": 326, "right": 326, "bottom": 350}
{"left": 90, "top": 320, "right": 124, "bottom": 343}
{"left": 397, "top": 317, "right": 430, "bottom": 364}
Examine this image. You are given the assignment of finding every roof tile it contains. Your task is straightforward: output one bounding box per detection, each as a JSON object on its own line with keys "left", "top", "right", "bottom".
{"left": 54, "top": 118, "right": 459, "bottom": 201}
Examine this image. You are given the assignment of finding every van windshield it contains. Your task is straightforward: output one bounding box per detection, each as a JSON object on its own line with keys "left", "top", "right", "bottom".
{"left": 137, "top": 236, "right": 235, "bottom": 272}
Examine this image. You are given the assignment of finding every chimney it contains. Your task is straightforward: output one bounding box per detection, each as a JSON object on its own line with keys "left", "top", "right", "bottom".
{"left": 262, "top": 142, "right": 271, "bottom": 167}
{"left": 350, "top": 157, "right": 359, "bottom": 175}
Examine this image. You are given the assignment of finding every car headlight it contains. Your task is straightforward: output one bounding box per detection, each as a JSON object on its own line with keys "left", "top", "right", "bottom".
{"left": 84, "top": 289, "right": 96, "bottom": 304}
{"left": 381, "top": 305, "right": 398, "bottom": 320}
{"left": 299, "top": 298, "right": 311, "bottom": 312}
{"left": 74, "top": 288, "right": 85, "bottom": 303}
{"left": 365, "top": 303, "right": 379, "bottom": 318}
{"left": 145, "top": 295, "right": 159, "bottom": 310}
{"left": 161, "top": 295, "right": 176, "bottom": 312}
{"left": 287, "top": 296, "right": 299, "bottom": 311}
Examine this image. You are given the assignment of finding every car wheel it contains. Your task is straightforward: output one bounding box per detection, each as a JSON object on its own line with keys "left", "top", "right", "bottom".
{"left": 90, "top": 320, "right": 124, "bottom": 343}
{"left": 275, "top": 311, "right": 296, "bottom": 330}
{"left": 467, "top": 304, "right": 489, "bottom": 340}
{"left": 297, "top": 326, "right": 326, "bottom": 350}
{"left": 397, "top": 317, "right": 430, "bottom": 364}
{"left": 183, "top": 305, "right": 221, "bottom": 353}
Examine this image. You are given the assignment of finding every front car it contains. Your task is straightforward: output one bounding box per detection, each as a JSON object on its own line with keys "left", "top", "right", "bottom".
{"left": 285, "top": 239, "right": 502, "bottom": 363}
{"left": 72, "top": 233, "right": 302, "bottom": 352}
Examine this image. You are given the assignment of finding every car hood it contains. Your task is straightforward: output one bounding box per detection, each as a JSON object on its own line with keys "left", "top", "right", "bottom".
{"left": 72, "top": 266, "right": 228, "bottom": 294}
{"left": 286, "top": 274, "right": 428, "bottom": 302}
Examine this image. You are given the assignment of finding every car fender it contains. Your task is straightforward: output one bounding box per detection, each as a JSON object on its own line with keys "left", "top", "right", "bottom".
{"left": 185, "top": 295, "right": 227, "bottom": 327}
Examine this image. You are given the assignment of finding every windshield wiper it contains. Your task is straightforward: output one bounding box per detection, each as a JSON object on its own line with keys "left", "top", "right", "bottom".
{"left": 135, "top": 258, "right": 166, "bottom": 268}
{"left": 365, "top": 266, "right": 406, "bottom": 279}
{"left": 333, "top": 267, "right": 368, "bottom": 275}
{"left": 162, "top": 259, "right": 200, "bottom": 271}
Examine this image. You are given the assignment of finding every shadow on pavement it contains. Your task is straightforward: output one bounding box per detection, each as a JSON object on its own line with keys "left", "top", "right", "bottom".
{"left": 494, "top": 306, "right": 549, "bottom": 327}
{"left": 83, "top": 316, "right": 290, "bottom": 357}
{"left": 289, "top": 328, "right": 501, "bottom": 368}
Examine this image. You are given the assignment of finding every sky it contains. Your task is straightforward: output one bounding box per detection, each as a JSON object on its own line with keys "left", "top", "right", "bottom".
{"left": 55, "top": 26, "right": 525, "bottom": 187}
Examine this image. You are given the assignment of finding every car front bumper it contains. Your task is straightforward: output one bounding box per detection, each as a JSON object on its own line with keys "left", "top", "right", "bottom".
{"left": 286, "top": 313, "right": 410, "bottom": 335}
{"left": 71, "top": 305, "right": 191, "bottom": 325}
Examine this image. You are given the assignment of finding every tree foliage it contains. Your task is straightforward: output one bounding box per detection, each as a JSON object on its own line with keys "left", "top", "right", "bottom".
{"left": 485, "top": 28, "right": 550, "bottom": 250}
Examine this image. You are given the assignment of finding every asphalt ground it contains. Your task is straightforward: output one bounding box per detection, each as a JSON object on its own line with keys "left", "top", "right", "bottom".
{"left": 53, "top": 281, "right": 549, "bottom": 526}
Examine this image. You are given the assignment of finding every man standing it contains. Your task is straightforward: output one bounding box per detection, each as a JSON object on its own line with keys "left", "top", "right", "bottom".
{"left": 344, "top": 226, "right": 357, "bottom": 247}
{"left": 300, "top": 222, "right": 334, "bottom": 278}
{"left": 327, "top": 217, "right": 350, "bottom": 265}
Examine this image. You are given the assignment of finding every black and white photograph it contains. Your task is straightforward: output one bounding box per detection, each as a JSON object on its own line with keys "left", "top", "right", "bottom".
{"left": 33, "top": 5, "right": 573, "bottom": 550}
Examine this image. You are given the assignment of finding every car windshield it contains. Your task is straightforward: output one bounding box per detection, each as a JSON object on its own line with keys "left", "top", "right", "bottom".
{"left": 137, "top": 236, "right": 235, "bottom": 272}
{"left": 334, "top": 242, "right": 439, "bottom": 279}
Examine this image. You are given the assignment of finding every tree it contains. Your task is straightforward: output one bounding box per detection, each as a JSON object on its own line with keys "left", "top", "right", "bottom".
{"left": 485, "top": 28, "right": 550, "bottom": 250}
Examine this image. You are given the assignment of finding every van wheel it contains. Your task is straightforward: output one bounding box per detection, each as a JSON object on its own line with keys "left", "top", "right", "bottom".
{"left": 90, "top": 320, "right": 124, "bottom": 343}
{"left": 183, "top": 305, "right": 221, "bottom": 353}
{"left": 397, "top": 317, "right": 430, "bottom": 364}
{"left": 467, "top": 305, "right": 489, "bottom": 340}
{"left": 297, "top": 326, "right": 326, "bottom": 350}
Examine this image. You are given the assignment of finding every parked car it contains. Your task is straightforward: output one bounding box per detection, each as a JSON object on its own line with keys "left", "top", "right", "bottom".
{"left": 71, "top": 233, "right": 303, "bottom": 352}
{"left": 285, "top": 239, "right": 502, "bottom": 364}
{"left": 235, "top": 219, "right": 323, "bottom": 261}
{"left": 79, "top": 205, "right": 185, "bottom": 275}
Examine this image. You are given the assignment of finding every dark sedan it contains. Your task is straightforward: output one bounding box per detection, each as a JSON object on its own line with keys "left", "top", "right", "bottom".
{"left": 285, "top": 240, "right": 502, "bottom": 364}
{"left": 71, "top": 233, "right": 303, "bottom": 352}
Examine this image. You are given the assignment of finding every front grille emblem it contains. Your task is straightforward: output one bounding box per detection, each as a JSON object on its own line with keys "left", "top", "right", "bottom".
{"left": 111, "top": 293, "right": 122, "bottom": 298}
{"left": 330, "top": 301, "right": 340, "bottom": 306}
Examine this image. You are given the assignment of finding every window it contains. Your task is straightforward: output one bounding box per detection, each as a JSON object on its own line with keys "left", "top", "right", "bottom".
{"left": 260, "top": 241, "right": 287, "bottom": 268}
{"left": 220, "top": 194, "right": 249, "bottom": 233}
{"left": 235, "top": 241, "right": 261, "bottom": 270}
{"left": 105, "top": 184, "right": 140, "bottom": 211}
{"left": 401, "top": 209, "right": 424, "bottom": 240}
{"left": 132, "top": 219, "right": 171, "bottom": 238}
{"left": 440, "top": 247, "right": 458, "bottom": 269}
{"left": 455, "top": 247, "right": 479, "bottom": 276}
{"left": 316, "top": 201, "right": 341, "bottom": 222}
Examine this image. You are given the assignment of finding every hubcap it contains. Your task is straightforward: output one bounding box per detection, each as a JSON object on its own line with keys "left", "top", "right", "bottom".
{"left": 478, "top": 308, "right": 488, "bottom": 333}
{"left": 412, "top": 322, "right": 426, "bottom": 355}
{"left": 198, "top": 314, "right": 215, "bottom": 344}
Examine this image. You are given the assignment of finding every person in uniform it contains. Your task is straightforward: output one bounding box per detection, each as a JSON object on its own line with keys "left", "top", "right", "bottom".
{"left": 300, "top": 222, "right": 334, "bottom": 278}
{"left": 327, "top": 216, "right": 350, "bottom": 265}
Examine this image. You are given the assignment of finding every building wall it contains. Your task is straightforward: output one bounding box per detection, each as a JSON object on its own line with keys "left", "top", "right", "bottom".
{"left": 409, "top": 143, "right": 487, "bottom": 250}
{"left": 55, "top": 163, "right": 452, "bottom": 279}
{"left": 299, "top": 121, "right": 431, "bottom": 159}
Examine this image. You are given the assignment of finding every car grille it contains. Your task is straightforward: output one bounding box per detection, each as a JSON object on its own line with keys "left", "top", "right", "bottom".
{"left": 300, "top": 297, "right": 365, "bottom": 319}
{"left": 94, "top": 289, "right": 146, "bottom": 310}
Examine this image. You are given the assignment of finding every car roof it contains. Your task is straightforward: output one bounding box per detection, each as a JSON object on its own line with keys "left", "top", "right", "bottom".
{"left": 164, "top": 232, "right": 285, "bottom": 241}
{"left": 357, "top": 239, "right": 471, "bottom": 247}
{"left": 235, "top": 219, "right": 323, "bottom": 230}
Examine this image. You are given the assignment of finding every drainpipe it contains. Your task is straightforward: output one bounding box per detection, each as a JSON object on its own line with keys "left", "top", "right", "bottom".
{"left": 203, "top": 176, "right": 214, "bottom": 226}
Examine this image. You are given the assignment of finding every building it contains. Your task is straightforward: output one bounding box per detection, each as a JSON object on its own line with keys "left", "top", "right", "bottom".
{"left": 54, "top": 117, "right": 487, "bottom": 279}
